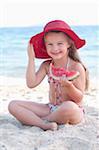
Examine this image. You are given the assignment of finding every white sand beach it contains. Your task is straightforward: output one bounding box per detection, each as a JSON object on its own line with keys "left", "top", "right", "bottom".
{"left": 0, "top": 76, "right": 99, "bottom": 150}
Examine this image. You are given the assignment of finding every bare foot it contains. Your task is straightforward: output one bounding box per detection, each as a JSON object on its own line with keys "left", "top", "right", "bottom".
{"left": 49, "top": 122, "right": 58, "bottom": 131}
{"left": 43, "top": 121, "right": 58, "bottom": 131}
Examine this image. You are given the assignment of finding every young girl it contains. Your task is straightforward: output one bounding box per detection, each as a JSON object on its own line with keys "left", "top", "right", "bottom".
{"left": 8, "top": 20, "right": 89, "bottom": 131}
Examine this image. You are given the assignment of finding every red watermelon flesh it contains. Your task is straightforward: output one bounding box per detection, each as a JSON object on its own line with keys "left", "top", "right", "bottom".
{"left": 50, "top": 63, "right": 80, "bottom": 81}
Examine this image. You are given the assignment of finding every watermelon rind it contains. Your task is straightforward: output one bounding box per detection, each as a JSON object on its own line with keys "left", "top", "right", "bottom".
{"left": 49, "top": 63, "right": 80, "bottom": 81}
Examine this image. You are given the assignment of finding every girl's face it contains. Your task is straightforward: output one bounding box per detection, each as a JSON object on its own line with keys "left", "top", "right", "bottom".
{"left": 44, "top": 32, "right": 70, "bottom": 60}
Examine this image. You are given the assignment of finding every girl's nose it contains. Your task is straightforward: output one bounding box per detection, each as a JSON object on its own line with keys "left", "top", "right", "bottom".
{"left": 53, "top": 45, "right": 59, "bottom": 51}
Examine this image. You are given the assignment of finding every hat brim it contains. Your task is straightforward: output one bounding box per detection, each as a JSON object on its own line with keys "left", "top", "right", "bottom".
{"left": 30, "top": 32, "right": 50, "bottom": 59}
{"left": 30, "top": 28, "right": 86, "bottom": 59}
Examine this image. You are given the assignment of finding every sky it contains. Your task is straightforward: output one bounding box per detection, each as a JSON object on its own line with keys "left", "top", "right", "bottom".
{"left": 0, "top": 0, "right": 99, "bottom": 27}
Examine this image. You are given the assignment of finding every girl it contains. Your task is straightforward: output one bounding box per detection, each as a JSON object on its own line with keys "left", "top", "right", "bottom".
{"left": 8, "top": 20, "right": 89, "bottom": 131}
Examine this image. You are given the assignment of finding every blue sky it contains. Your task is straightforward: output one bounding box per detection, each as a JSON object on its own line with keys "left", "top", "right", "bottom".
{"left": 1, "top": 0, "right": 99, "bottom": 27}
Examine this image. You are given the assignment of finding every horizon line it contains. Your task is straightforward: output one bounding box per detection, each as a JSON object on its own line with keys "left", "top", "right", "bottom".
{"left": 0, "top": 24, "right": 99, "bottom": 29}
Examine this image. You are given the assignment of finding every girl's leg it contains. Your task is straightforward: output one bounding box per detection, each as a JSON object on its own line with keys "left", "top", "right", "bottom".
{"left": 8, "top": 100, "right": 58, "bottom": 130}
{"left": 42, "top": 101, "right": 84, "bottom": 124}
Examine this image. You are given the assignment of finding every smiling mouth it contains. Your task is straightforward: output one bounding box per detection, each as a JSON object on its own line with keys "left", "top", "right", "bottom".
{"left": 51, "top": 51, "right": 62, "bottom": 55}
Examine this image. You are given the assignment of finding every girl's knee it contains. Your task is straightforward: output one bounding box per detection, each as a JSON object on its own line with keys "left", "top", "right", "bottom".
{"left": 69, "top": 111, "right": 84, "bottom": 124}
{"left": 62, "top": 101, "right": 84, "bottom": 124}
{"left": 8, "top": 100, "right": 19, "bottom": 113}
{"left": 60, "top": 101, "right": 83, "bottom": 120}
{"left": 60, "top": 101, "right": 78, "bottom": 113}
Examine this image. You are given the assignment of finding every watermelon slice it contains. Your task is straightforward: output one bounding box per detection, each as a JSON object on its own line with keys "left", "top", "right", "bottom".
{"left": 49, "top": 63, "right": 80, "bottom": 81}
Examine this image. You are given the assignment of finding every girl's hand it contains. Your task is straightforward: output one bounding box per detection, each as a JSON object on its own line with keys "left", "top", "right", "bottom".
{"left": 59, "top": 76, "right": 73, "bottom": 87}
{"left": 27, "top": 44, "right": 35, "bottom": 60}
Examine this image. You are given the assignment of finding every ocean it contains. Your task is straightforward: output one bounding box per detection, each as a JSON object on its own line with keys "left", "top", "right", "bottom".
{"left": 0, "top": 25, "right": 99, "bottom": 80}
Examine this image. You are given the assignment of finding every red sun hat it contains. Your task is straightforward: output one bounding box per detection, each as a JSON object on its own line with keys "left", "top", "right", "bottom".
{"left": 29, "top": 20, "right": 86, "bottom": 59}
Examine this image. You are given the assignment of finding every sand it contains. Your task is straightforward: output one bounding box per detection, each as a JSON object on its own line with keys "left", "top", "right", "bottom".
{"left": 0, "top": 76, "right": 99, "bottom": 150}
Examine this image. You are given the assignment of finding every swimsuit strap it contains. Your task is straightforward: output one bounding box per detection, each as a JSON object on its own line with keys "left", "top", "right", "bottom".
{"left": 66, "top": 57, "right": 70, "bottom": 70}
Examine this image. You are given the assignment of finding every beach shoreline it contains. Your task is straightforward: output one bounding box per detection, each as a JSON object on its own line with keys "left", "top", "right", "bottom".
{"left": 0, "top": 76, "right": 99, "bottom": 150}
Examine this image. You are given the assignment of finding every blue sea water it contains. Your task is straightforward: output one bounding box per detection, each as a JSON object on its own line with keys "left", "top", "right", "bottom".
{"left": 0, "top": 25, "right": 99, "bottom": 79}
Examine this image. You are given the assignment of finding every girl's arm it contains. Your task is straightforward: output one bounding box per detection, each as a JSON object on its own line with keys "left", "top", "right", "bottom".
{"left": 60, "top": 63, "right": 86, "bottom": 103}
{"left": 26, "top": 43, "right": 47, "bottom": 88}
{"left": 63, "top": 82, "right": 84, "bottom": 103}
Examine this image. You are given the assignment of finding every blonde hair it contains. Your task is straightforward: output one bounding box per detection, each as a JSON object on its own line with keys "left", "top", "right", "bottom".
{"left": 66, "top": 35, "right": 89, "bottom": 91}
